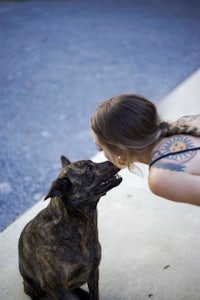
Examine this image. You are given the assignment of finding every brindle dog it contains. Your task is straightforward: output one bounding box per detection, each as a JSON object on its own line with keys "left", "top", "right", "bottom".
{"left": 18, "top": 156, "right": 122, "bottom": 300}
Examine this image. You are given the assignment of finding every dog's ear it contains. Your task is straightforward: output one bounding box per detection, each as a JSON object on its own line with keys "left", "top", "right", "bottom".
{"left": 44, "top": 177, "right": 71, "bottom": 200}
{"left": 61, "top": 155, "right": 71, "bottom": 169}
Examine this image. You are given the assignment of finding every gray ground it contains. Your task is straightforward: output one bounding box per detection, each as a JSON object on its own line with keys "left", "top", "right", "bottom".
{"left": 0, "top": 0, "right": 200, "bottom": 231}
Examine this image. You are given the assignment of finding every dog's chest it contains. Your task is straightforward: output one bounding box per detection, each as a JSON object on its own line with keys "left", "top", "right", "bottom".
{"left": 20, "top": 208, "right": 102, "bottom": 275}
{"left": 48, "top": 211, "right": 101, "bottom": 265}
{"left": 75, "top": 216, "right": 101, "bottom": 264}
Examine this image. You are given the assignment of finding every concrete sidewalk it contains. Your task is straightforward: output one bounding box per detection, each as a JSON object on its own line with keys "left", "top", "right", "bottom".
{"left": 0, "top": 69, "right": 200, "bottom": 300}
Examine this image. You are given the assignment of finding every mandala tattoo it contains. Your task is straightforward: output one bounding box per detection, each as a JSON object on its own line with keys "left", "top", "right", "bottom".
{"left": 150, "top": 135, "right": 198, "bottom": 171}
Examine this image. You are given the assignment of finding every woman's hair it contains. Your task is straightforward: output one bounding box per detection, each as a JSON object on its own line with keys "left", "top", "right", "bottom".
{"left": 91, "top": 94, "right": 200, "bottom": 167}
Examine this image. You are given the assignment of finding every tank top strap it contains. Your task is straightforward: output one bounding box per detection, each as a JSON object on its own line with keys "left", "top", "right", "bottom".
{"left": 149, "top": 146, "right": 200, "bottom": 168}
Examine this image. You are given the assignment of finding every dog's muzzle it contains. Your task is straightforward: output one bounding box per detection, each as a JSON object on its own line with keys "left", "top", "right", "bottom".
{"left": 94, "top": 173, "right": 122, "bottom": 195}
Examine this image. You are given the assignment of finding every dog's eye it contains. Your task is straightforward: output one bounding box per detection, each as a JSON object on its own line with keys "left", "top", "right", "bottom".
{"left": 86, "top": 166, "right": 92, "bottom": 173}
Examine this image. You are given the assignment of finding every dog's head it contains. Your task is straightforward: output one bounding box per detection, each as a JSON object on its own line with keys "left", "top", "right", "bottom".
{"left": 44, "top": 156, "right": 122, "bottom": 207}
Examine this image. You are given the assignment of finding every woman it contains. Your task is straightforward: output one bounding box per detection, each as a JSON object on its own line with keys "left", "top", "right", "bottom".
{"left": 91, "top": 94, "right": 200, "bottom": 206}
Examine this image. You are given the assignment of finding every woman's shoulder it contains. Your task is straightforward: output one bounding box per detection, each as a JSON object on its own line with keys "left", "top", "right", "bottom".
{"left": 150, "top": 113, "right": 200, "bottom": 169}
{"left": 148, "top": 133, "right": 200, "bottom": 204}
{"left": 148, "top": 115, "right": 200, "bottom": 205}
{"left": 150, "top": 134, "right": 200, "bottom": 171}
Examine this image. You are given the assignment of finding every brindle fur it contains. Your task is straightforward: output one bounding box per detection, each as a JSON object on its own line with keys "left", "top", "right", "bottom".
{"left": 18, "top": 156, "right": 122, "bottom": 300}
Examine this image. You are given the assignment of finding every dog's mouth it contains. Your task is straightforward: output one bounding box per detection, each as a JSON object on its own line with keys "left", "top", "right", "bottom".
{"left": 95, "top": 172, "right": 122, "bottom": 195}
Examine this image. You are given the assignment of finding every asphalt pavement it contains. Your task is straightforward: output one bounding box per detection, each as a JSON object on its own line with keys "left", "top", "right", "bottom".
{"left": 0, "top": 0, "right": 200, "bottom": 231}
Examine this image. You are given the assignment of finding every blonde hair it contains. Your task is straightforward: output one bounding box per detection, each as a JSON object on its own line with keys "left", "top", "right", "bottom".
{"left": 91, "top": 94, "right": 200, "bottom": 168}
